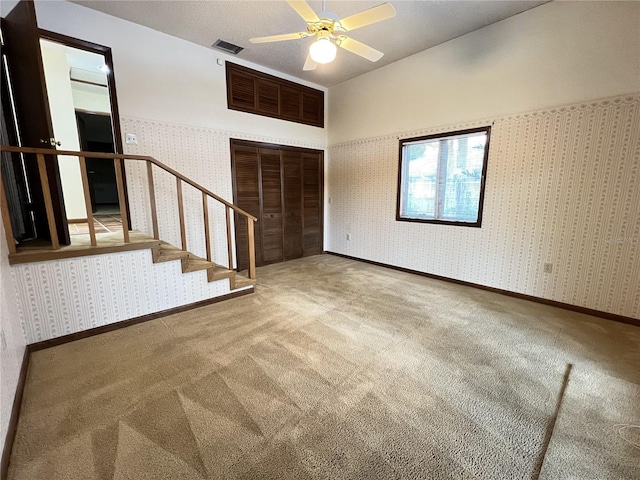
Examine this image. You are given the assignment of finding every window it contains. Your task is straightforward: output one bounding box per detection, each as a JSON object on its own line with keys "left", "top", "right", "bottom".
{"left": 397, "top": 127, "right": 491, "bottom": 227}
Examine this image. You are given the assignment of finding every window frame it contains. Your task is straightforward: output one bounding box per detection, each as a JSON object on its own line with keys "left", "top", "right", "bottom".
{"left": 396, "top": 126, "right": 491, "bottom": 228}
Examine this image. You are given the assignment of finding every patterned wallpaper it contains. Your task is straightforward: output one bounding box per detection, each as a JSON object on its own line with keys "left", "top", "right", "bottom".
{"left": 0, "top": 223, "right": 26, "bottom": 449}
{"left": 8, "top": 118, "right": 324, "bottom": 345}
{"left": 120, "top": 117, "right": 325, "bottom": 268}
{"left": 327, "top": 94, "right": 640, "bottom": 319}
{"left": 11, "top": 249, "right": 230, "bottom": 344}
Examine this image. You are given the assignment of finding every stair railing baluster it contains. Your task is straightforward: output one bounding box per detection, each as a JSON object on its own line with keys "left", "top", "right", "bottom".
{"left": 247, "top": 216, "right": 256, "bottom": 280}
{"left": 147, "top": 161, "right": 159, "bottom": 240}
{"left": 202, "top": 192, "right": 211, "bottom": 261}
{"left": 78, "top": 156, "right": 97, "bottom": 246}
{"left": 176, "top": 177, "right": 187, "bottom": 251}
{"left": 36, "top": 153, "right": 60, "bottom": 249}
{"left": 225, "top": 206, "right": 233, "bottom": 270}
{"left": 114, "top": 158, "right": 130, "bottom": 243}
{"left": 1, "top": 146, "right": 258, "bottom": 285}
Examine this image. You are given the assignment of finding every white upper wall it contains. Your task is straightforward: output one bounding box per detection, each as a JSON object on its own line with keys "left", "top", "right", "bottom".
{"left": 21, "top": 0, "right": 327, "bottom": 147}
{"left": 328, "top": 1, "right": 640, "bottom": 144}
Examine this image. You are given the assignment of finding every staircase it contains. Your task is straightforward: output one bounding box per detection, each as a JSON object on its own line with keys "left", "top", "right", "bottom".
{"left": 1, "top": 145, "right": 257, "bottom": 292}
{"left": 152, "top": 241, "right": 253, "bottom": 290}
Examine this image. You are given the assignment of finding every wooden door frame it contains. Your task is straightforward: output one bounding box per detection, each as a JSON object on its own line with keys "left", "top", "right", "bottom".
{"left": 38, "top": 28, "right": 131, "bottom": 228}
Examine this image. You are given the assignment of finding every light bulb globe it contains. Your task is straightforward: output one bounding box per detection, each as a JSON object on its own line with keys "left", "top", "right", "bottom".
{"left": 309, "top": 38, "right": 337, "bottom": 64}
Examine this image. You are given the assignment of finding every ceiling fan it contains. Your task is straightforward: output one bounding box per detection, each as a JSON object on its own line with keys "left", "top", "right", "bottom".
{"left": 249, "top": 0, "right": 396, "bottom": 71}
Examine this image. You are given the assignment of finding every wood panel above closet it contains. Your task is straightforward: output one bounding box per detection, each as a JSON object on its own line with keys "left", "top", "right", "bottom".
{"left": 226, "top": 62, "right": 324, "bottom": 128}
{"left": 231, "top": 140, "right": 323, "bottom": 270}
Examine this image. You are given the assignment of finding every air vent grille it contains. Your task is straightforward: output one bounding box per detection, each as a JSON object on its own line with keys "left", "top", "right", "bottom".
{"left": 212, "top": 39, "right": 243, "bottom": 55}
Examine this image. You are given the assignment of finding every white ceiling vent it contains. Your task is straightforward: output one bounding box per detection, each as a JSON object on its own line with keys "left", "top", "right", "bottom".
{"left": 212, "top": 39, "right": 243, "bottom": 55}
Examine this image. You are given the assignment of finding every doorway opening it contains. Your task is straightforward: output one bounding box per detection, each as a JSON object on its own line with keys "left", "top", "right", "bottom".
{"left": 39, "top": 36, "right": 125, "bottom": 237}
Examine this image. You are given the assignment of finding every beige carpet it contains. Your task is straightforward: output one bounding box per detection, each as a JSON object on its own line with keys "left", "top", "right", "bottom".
{"left": 8, "top": 254, "right": 640, "bottom": 479}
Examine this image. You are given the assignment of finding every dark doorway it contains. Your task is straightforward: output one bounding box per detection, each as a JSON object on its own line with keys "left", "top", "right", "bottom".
{"left": 75, "top": 111, "right": 118, "bottom": 214}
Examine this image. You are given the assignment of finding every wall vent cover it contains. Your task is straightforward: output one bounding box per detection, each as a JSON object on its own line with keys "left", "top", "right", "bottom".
{"left": 212, "top": 39, "right": 243, "bottom": 55}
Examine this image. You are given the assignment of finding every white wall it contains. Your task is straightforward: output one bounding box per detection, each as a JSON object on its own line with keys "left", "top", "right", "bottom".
{"left": 326, "top": 1, "right": 640, "bottom": 319}
{"left": 33, "top": 0, "right": 327, "bottom": 148}
{"left": 72, "top": 84, "right": 111, "bottom": 114}
{"left": 329, "top": 1, "right": 640, "bottom": 144}
{"left": 0, "top": 222, "right": 26, "bottom": 459}
{"left": 40, "top": 40, "right": 86, "bottom": 219}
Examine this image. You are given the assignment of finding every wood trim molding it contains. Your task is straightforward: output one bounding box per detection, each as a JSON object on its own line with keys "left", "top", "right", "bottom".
{"left": 0, "top": 287, "right": 254, "bottom": 478}
{"left": 29, "top": 287, "right": 254, "bottom": 352}
{"left": 325, "top": 251, "right": 640, "bottom": 327}
{"left": 1, "top": 348, "right": 30, "bottom": 480}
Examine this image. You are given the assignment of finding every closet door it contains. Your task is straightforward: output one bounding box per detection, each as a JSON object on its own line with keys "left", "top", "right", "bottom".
{"left": 282, "top": 151, "right": 303, "bottom": 260}
{"left": 302, "top": 152, "right": 323, "bottom": 256}
{"left": 259, "top": 148, "right": 284, "bottom": 265}
{"left": 232, "top": 144, "right": 262, "bottom": 271}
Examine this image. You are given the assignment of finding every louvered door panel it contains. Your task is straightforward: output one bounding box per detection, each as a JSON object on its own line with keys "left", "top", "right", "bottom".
{"left": 282, "top": 151, "right": 303, "bottom": 260}
{"left": 257, "top": 79, "right": 279, "bottom": 116}
{"left": 303, "top": 152, "right": 322, "bottom": 255}
{"left": 232, "top": 145, "right": 262, "bottom": 270}
{"left": 302, "top": 92, "right": 322, "bottom": 125}
{"left": 280, "top": 86, "right": 301, "bottom": 120}
{"left": 228, "top": 71, "right": 256, "bottom": 111}
{"left": 259, "top": 148, "right": 284, "bottom": 264}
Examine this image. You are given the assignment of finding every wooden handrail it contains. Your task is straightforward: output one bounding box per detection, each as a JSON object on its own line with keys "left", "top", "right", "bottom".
{"left": 0, "top": 145, "right": 257, "bottom": 221}
{"left": 2, "top": 144, "right": 257, "bottom": 283}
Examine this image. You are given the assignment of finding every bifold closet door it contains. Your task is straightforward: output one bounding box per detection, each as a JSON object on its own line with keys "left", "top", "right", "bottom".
{"left": 232, "top": 140, "right": 323, "bottom": 270}
{"left": 282, "top": 151, "right": 303, "bottom": 260}
{"left": 303, "top": 152, "right": 322, "bottom": 256}
{"left": 259, "top": 148, "right": 284, "bottom": 265}
{"left": 231, "top": 144, "right": 263, "bottom": 271}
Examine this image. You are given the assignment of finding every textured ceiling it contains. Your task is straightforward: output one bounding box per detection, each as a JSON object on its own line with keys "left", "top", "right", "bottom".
{"left": 72, "top": 0, "right": 548, "bottom": 87}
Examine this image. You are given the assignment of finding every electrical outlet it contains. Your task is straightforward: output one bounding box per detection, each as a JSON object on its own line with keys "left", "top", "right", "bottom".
{"left": 543, "top": 263, "right": 553, "bottom": 274}
{"left": 346, "top": 233, "right": 351, "bottom": 241}
{"left": 125, "top": 133, "right": 138, "bottom": 145}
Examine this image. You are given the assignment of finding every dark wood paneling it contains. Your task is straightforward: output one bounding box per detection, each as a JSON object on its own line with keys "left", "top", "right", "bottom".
{"left": 231, "top": 139, "right": 324, "bottom": 269}
{"left": 256, "top": 79, "right": 279, "bottom": 116}
{"left": 228, "top": 70, "right": 256, "bottom": 111}
{"left": 226, "top": 62, "right": 324, "bottom": 128}
{"left": 280, "top": 86, "right": 302, "bottom": 120}
{"left": 302, "top": 152, "right": 322, "bottom": 256}
{"left": 282, "top": 151, "right": 303, "bottom": 260}
{"left": 325, "top": 252, "right": 640, "bottom": 328}
{"left": 302, "top": 91, "right": 322, "bottom": 125}
{"left": 231, "top": 144, "right": 262, "bottom": 271}
{"left": 259, "top": 148, "right": 283, "bottom": 264}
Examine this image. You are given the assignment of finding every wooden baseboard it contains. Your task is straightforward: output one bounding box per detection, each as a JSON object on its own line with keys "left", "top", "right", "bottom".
{"left": 1, "top": 287, "right": 254, "bottom": 478}
{"left": 29, "top": 287, "right": 254, "bottom": 352}
{"left": 325, "top": 251, "right": 639, "bottom": 327}
{"left": 1, "top": 348, "right": 30, "bottom": 480}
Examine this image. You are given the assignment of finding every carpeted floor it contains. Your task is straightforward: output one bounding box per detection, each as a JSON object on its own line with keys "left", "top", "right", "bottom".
{"left": 7, "top": 254, "right": 640, "bottom": 479}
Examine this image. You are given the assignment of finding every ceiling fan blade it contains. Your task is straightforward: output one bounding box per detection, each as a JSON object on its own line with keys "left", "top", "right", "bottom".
{"left": 303, "top": 54, "right": 318, "bottom": 71}
{"left": 339, "top": 3, "right": 396, "bottom": 32}
{"left": 286, "top": 0, "right": 319, "bottom": 23}
{"left": 338, "top": 37, "right": 384, "bottom": 62}
{"left": 249, "top": 32, "right": 310, "bottom": 43}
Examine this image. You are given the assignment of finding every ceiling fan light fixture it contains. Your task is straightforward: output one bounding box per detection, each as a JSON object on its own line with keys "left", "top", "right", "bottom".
{"left": 309, "top": 37, "right": 336, "bottom": 64}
